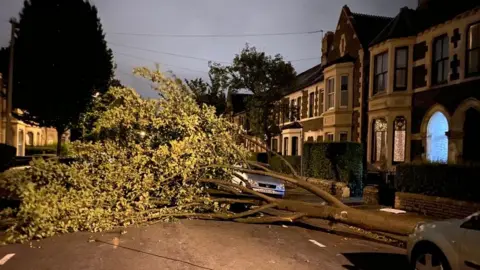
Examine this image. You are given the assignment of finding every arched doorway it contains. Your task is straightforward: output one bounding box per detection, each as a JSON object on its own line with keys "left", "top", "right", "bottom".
{"left": 463, "top": 108, "right": 480, "bottom": 163}
{"left": 426, "top": 112, "right": 449, "bottom": 163}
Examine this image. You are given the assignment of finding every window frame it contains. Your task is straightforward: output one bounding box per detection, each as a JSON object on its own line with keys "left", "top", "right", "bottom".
{"left": 373, "top": 51, "right": 389, "bottom": 95}
{"left": 432, "top": 34, "right": 449, "bottom": 85}
{"left": 319, "top": 89, "right": 324, "bottom": 114}
{"left": 392, "top": 117, "right": 407, "bottom": 164}
{"left": 339, "top": 132, "right": 348, "bottom": 142}
{"left": 308, "top": 92, "right": 315, "bottom": 117}
{"left": 372, "top": 118, "right": 387, "bottom": 163}
{"left": 296, "top": 97, "right": 302, "bottom": 120}
{"left": 394, "top": 46, "right": 409, "bottom": 91}
{"left": 326, "top": 78, "right": 335, "bottom": 110}
{"left": 271, "top": 138, "right": 278, "bottom": 153}
{"left": 291, "top": 136, "right": 299, "bottom": 156}
{"left": 283, "top": 137, "right": 289, "bottom": 156}
{"left": 466, "top": 21, "right": 480, "bottom": 77}
{"left": 340, "top": 75, "right": 348, "bottom": 107}
{"left": 326, "top": 133, "right": 334, "bottom": 142}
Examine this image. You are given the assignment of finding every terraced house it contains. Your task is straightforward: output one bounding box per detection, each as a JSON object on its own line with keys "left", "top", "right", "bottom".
{"left": 271, "top": 5, "right": 392, "bottom": 157}
{"left": 367, "top": 0, "right": 480, "bottom": 169}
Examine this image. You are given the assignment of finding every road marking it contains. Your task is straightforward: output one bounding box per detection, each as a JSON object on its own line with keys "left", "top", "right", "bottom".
{"left": 0, "top": 253, "right": 15, "bottom": 265}
{"left": 309, "top": 239, "right": 326, "bottom": 248}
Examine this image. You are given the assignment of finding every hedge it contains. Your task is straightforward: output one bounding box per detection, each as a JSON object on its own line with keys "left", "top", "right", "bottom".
{"left": 0, "top": 144, "right": 16, "bottom": 172}
{"left": 25, "top": 144, "right": 69, "bottom": 156}
{"left": 303, "top": 142, "right": 363, "bottom": 196}
{"left": 248, "top": 152, "right": 269, "bottom": 164}
{"left": 395, "top": 163, "right": 480, "bottom": 202}
{"left": 269, "top": 155, "right": 301, "bottom": 175}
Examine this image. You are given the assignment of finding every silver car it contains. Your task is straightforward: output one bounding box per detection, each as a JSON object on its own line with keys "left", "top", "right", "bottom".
{"left": 407, "top": 212, "right": 480, "bottom": 270}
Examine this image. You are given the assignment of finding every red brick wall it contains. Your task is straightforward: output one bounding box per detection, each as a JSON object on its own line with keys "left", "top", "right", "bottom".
{"left": 395, "top": 192, "right": 480, "bottom": 219}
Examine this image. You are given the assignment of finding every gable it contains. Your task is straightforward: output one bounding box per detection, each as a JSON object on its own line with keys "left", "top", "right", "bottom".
{"left": 327, "top": 9, "right": 362, "bottom": 63}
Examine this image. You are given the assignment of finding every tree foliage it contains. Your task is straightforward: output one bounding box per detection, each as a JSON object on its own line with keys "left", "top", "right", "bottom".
{"left": 12, "top": 0, "right": 114, "bottom": 154}
{"left": 0, "top": 68, "right": 247, "bottom": 243}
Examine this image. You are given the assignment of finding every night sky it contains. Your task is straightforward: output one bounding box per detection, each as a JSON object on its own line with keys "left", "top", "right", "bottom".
{"left": 0, "top": 0, "right": 417, "bottom": 97}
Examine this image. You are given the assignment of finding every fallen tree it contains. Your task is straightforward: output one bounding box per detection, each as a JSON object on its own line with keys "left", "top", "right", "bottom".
{"left": 0, "top": 68, "right": 424, "bottom": 244}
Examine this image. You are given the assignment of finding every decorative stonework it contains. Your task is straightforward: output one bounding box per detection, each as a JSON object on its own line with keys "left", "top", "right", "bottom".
{"left": 450, "top": 54, "right": 460, "bottom": 81}
{"left": 451, "top": 28, "right": 461, "bottom": 48}
{"left": 340, "top": 34, "right": 347, "bottom": 57}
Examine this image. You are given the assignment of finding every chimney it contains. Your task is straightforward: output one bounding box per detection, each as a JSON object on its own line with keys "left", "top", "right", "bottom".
{"left": 321, "top": 31, "right": 334, "bottom": 66}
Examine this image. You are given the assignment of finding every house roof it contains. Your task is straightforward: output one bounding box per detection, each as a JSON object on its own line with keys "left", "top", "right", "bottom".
{"left": 323, "top": 54, "right": 356, "bottom": 69}
{"left": 282, "top": 63, "right": 324, "bottom": 97}
{"left": 281, "top": 121, "right": 303, "bottom": 130}
{"left": 348, "top": 10, "right": 393, "bottom": 48}
{"left": 370, "top": 1, "right": 480, "bottom": 46}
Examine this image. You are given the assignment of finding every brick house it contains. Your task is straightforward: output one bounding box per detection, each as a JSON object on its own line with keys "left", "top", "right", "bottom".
{"left": 367, "top": 0, "right": 480, "bottom": 169}
{"left": 271, "top": 5, "right": 392, "bottom": 157}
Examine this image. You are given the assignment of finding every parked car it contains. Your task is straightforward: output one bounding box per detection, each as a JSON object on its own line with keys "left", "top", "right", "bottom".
{"left": 232, "top": 170, "right": 285, "bottom": 197}
{"left": 407, "top": 212, "right": 480, "bottom": 270}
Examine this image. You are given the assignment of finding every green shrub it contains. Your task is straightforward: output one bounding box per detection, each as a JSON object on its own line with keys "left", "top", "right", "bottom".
{"left": 395, "top": 163, "right": 480, "bottom": 202}
{"left": 303, "top": 142, "right": 363, "bottom": 196}
{"left": 269, "top": 155, "right": 301, "bottom": 174}
{"left": 0, "top": 144, "right": 16, "bottom": 172}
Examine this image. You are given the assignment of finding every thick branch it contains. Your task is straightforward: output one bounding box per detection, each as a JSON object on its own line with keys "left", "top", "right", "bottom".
{"left": 234, "top": 212, "right": 306, "bottom": 224}
{"left": 199, "top": 178, "right": 276, "bottom": 203}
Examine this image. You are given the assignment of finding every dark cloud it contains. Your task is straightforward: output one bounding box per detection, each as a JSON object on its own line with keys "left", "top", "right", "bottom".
{"left": 1, "top": 0, "right": 417, "bottom": 98}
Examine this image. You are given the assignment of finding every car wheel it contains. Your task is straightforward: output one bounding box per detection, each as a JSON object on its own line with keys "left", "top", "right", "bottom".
{"left": 411, "top": 244, "right": 451, "bottom": 270}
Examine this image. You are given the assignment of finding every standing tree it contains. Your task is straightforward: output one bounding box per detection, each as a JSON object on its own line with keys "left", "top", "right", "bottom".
{"left": 12, "top": 0, "right": 114, "bottom": 155}
{"left": 185, "top": 63, "right": 229, "bottom": 116}
{"left": 227, "top": 45, "right": 296, "bottom": 151}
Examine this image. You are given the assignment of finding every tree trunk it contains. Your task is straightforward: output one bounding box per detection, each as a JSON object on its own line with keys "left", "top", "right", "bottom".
{"left": 56, "top": 128, "right": 64, "bottom": 156}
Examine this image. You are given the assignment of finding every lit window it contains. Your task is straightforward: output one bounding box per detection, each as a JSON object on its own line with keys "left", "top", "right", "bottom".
{"left": 467, "top": 23, "right": 480, "bottom": 76}
{"left": 394, "top": 47, "right": 408, "bottom": 90}
{"left": 427, "top": 112, "right": 449, "bottom": 163}
{"left": 393, "top": 117, "right": 406, "bottom": 163}
{"left": 374, "top": 52, "right": 388, "bottom": 94}
{"left": 340, "top": 75, "right": 348, "bottom": 107}
{"left": 432, "top": 35, "right": 449, "bottom": 85}
{"left": 340, "top": 132, "right": 348, "bottom": 142}
{"left": 326, "top": 78, "right": 335, "bottom": 109}
{"left": 372, "top": 119, "right": 387, "bottom": 162}
{"left": 283, "top": 137, "right": 289, "bottom": 156}
{"left": 309, "top": 92, "right": 315, "bottom": 117}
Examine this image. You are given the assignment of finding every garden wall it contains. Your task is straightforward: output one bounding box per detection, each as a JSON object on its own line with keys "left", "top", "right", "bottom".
{"left": 395, "top": 192, "right": 480, "bottom": 219}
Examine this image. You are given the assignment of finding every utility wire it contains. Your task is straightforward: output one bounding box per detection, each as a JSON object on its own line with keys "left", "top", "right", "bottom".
{"left": 114, "top": 51, "right": 208, "bottom": 74}
{"left": 108, "top": 41, "right": 230, "bottom": 64}
{"left": 108, "top": 30, "right": 324, "bottom": 38}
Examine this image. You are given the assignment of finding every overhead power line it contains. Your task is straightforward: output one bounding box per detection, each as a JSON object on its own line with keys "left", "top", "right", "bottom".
{"left": 114, "top": 51, "right": 208, "bottom": 74}
{"left": 108, "top": 41, "right": 230, "bottom": 64}
{"left": 108, "top": 30, "right": 324, "bottom": 38}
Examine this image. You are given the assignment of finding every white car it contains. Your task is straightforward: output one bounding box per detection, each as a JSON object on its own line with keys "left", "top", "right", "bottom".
{"left": 407, "top": 212, "right": 480, "bottom": 270}
{"left": 232, "top": 170, "right": 285, "bottom": 197}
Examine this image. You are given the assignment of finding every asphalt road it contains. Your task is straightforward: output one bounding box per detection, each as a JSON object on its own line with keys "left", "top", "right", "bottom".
{"left": 0, "top": 219, "right": 410, "bottom": 270}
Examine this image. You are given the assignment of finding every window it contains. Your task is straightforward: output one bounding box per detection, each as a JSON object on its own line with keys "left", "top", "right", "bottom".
{"left": 394, "top": 47, "right": 408, "bottom": 90}
{"left": 326, "top": 133, "right": 334, "bottom": 142}
{"left": 373, "top": 52, "right": 388, "bottom": 94}
{"left": 291, "top": 136, "right": 299, "bottom": 156}
{"left": 372, "top": 119, "right": 387, "bottom": 162}
{"left": 319, "top": 89, "right": 324, "bottom": 114}
{"left": 307, "top": 136, "right": 314, "bottom": 142}
{"left": 290, "top": 99, "right": 295, "bottom": 121}
{"left": 467, "top": 22, "right": 480, "bottom": 76}
{"left": 427, "top": 111, "right": 449, "bottom": 163}
{"left": 340, "top": 75, "right": 348, "bottom": 107}
{"left": 340, "top": 132, "right": 348, "bottom": 142}
{"left": 326, "top": 78, "right": 335, "bottom": 110}
{"left": 37, "top": 132, "right": 41, "bottom": 146}
{"left": 272, "top": 138, "right": 278, "bottom": 153}
{"left": 432, "top": 35, "right": 449, "bottom": 85}
{"left": 27, "top": 132, "right": 34, "bottom": 146}
{"left": 283, "top": 137, "right": 289, "bottom": 155}
{"left": 309, "top": 92, "right": 315, "bottom": 117}
{"left": 393, "top": 117, "right": 406, "bottom": 163}
{"left": 317, "top": 135, "right": 324, "bottom": 142}
{"left": 296, "top": 97, "right": 301, "bottom": 120}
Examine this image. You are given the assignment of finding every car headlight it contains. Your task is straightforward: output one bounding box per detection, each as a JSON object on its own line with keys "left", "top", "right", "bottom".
{"left": 277, "top": 184, "right": 285, "bottom": 191}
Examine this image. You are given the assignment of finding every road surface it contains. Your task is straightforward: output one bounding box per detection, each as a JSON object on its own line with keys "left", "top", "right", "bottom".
{"left": 0, "top": 219, "right": 409, "bottom": 270}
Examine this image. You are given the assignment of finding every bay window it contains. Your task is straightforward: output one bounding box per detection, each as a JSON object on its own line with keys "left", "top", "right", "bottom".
{"left": 467, "top": 22, "right": 480, "bottom": 76}
{"left": 373, "top": 52, "right": 388, "bottom": 94}
{"left": 394, "top": 47, "right": 408, "bottom": 90}
{"left": 432, "top": 34, "right": 449, "bottom": 85}
{"left": 326, "top": 78, "right": 335, "bottom": 110}
{"left": 372, "top": 119, "right": 387, "bottom": 162}
{"left": 340, "top": 75, "right": 348, "bottom": 107}
{"left": 393, "top": 117, "right": 406, "bottom": 163}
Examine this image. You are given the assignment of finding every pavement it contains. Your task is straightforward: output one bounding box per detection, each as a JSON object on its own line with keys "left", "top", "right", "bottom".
{"left": 0, "top": 219, "right": 410, "bottom": 270}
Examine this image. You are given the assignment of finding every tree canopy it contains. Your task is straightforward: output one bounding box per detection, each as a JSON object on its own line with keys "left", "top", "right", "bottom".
{"left": 12, "top": 0, "right": 114, "bottom": 153}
